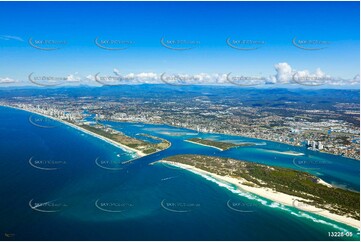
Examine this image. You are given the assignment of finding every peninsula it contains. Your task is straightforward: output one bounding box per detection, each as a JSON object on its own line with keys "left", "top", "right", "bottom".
{"left": 4, "top": 105, "right": 171, "bottom": 157}
{"left": 158, "top": 154, "right": 360, "bottom": 229}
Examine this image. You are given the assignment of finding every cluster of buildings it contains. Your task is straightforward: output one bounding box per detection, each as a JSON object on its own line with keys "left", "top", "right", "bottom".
{"left": 306, "top": 140, "right": 323, "bottom": 150}
{"left": 1, "top": 91, "right": 359, "bottom": 160}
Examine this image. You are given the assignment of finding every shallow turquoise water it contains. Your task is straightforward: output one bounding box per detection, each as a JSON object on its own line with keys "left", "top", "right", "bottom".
{"left": 0, "top": 106, "right": 359, "bottom": 240}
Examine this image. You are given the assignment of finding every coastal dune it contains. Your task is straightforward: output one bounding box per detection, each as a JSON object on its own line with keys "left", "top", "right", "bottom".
{"left": 158, "top": 160, "right": 360, "bottom": 229}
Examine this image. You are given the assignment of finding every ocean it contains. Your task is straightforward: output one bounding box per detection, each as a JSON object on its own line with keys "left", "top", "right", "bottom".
{"left": 0, "top": 106, "right": 359, "bottom": 240}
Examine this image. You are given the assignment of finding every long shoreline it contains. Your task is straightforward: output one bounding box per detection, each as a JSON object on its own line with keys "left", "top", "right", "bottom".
{"left": 3, "top": 105, "right": 146, "bottom": 157}
{"left": 158, "top": 160, "right": 360, "bottom": 229}
{"left": 2, "top": 105, "right": 360, "bottom": 229}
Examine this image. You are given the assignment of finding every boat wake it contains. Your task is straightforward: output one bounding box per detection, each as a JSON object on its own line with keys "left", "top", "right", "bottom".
{"left": 161, "top": 176, "right": 179, "bottom": 181}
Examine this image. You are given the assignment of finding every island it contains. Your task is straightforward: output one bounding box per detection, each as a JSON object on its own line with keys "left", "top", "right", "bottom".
{"left": 158, "top": 154, "right": 360, "bottom": 228}
{"left": 186, "top": 138, "right": 252, "bottom": 151}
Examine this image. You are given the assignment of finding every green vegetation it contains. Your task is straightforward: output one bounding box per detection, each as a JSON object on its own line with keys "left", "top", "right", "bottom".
{"left": 137, "top": 133, "right": 171, "bottom": 151}
{"left": 187, "top": 138, "right": 251, "bottom": 150}
{"left": 78, "top": 124, "right": 170, "bottom": 155}
{"left": 165, "top": 154, "right": 360, "bottom": 220}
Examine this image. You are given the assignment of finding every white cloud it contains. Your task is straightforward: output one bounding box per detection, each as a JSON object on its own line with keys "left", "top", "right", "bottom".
{"left": 0, "top": 77, "right": 17, "bottom": 84}
{"left": 66, "top": 72, "right": 82, "bottom": 82}
{"left": 67, "top": 68, "right": 361, "bottom": 87}
{"left": 267, "top": 63, "right": 359, "bottom": 87}
{"left": 86, "top": 74, "right": 95, "bottom": 81}
{"left": 136, "top": 72, "right": 158, "bottom": 80}
{"left": 1, "top": 65, "right": 359, "bottom": 87}
{"left": 274, "top": 62, "right": 293, "bottom": 83}
{"left": 113, "top": 69, "right": 159, "bottom": 84}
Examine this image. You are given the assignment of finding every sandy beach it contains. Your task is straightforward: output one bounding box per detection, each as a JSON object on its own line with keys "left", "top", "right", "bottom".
{"left": 4, "top": 105, "right": 146, "bottom": 157}
{"left": 259, "top": 149, "right": 305, "bottom": 156}
{"left": 158, "top": 160, "right": 360, "bottom": 229}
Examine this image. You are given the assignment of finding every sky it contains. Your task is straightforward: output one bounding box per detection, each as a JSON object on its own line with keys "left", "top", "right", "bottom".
{"left": 0, "top": 1, "right": 359, "bottom": 88}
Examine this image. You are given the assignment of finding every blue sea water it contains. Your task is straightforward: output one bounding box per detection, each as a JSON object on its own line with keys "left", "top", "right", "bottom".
{"left": 0, "top": 106, "right": 359, "bottom": 240}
